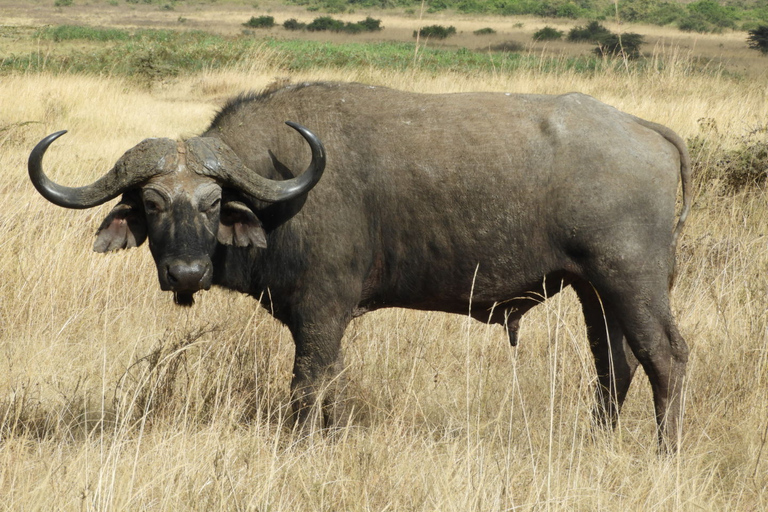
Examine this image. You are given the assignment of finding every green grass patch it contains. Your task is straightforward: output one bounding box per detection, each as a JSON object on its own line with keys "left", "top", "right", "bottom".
{"left": 0, "top": 25, "right": 719, "bottom": 81}
{"left": 37, "top": 24, "right": 132, "bottom": 42}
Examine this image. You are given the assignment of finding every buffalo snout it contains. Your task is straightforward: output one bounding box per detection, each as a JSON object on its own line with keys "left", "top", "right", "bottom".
{"left": 162, "top": 259, "right": 212, "bottom": 293}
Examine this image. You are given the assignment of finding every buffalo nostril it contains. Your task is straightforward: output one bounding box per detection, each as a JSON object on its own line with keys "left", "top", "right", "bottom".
{"left": 166, "top": 262, "right": 208, "bottom": 291}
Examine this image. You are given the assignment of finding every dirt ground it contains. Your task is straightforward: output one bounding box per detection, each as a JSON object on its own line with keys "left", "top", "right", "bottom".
{"left": 1, "top": 0, "right": 766, "bottom": 78}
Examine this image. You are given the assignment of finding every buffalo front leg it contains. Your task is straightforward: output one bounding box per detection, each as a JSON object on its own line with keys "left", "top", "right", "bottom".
{"left": 288, "top": 312, "right": 351, "bottom": 431}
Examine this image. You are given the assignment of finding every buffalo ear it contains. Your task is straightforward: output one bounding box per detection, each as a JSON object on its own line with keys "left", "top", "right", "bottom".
{"left": 218, "top": 200, "right": 267, "bottom": 248}
{"left": 93, "top": 194, "right": 147, "bottom": 253}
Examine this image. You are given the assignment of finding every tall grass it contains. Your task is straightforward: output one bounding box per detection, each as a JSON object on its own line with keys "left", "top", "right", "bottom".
{"left": 1, "top": 31, "right": 768, "bottom": 511}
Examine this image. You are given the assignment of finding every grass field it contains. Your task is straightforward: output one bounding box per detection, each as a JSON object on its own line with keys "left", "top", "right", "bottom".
{"left": 1, "top": 2, "right": 768, "bottom": 510}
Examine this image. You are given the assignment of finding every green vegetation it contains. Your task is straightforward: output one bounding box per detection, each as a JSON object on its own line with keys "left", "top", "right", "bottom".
{"left": 747, "top": 25, "right": 768, "bottom": 54}
{"left": 414, "top": 25, "right": 456, "bottom": 39}
{"left": 283, "top": 18, "right": 307, "bottom": 30}
{"left": 243, "top": 15, "right": 275, "bottom": 28}
{"left": 533, "top": 26, "right": 564, "bottom": 41}
{"left": 689, "top": 125, "right": 768, "bottom": 191}
{"left": 306, "top": 15, "right": 382, "bottom": 33}
{"left": 567, "top": 21, "right": 611, "bottom": 43}
{"left": 1, "top": 24, "right": 676, "bottom": 80}
{"left": 490, "top": 40, "right": 525, "bottom": 52}
{"left": 473, "top": 27, "right": 496, "bottom": 36}
{"left": 565, "top": 21, "right": 644, "bottom": 59}
{"left": 42, "top": 24, "right": 131, "bottom": 42}
{"left": 594, "top": 33, "right": 645, "bottom": 59}
{"left": 306, "top": 16, "right": 347, "bottom": 31}
{"left": 281, "top": 16, "right": 382, "bottom": 33}
{"left": 284, "top": 0, "right": 768, "bottom": 31}
{"left": 44, "top": 0, "right": 768, "bottom": 32}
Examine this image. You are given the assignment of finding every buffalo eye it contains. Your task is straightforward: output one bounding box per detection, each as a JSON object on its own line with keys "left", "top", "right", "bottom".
{"left": 142, "top": 189, "right": 168, "bottom": 215}
{"left": 144, "top": 199, "right": 161, "bottom": 214}
{"left": 197, "top": 185, "right": 222, "bottom": 215}
{"left": 200, "top": 196, "right": 221, "bottom": 214}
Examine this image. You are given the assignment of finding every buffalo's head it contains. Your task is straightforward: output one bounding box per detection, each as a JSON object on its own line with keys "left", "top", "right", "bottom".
{"left": 28, "top": 123, "right": 325, "bottom": 306}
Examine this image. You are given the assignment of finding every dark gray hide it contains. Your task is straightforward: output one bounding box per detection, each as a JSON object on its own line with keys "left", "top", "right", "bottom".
{"left": 28, "top": 82, "right": 691, "bottom": 450}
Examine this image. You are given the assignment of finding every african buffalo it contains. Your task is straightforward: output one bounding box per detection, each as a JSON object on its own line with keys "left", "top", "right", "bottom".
{"left": 28, "top": 81, "right": 691, "bottom": 449}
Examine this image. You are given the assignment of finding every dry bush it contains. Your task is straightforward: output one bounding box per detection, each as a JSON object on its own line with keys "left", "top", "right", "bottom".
{"left": 1, "top": 45, "right": 768, "bottom": 510}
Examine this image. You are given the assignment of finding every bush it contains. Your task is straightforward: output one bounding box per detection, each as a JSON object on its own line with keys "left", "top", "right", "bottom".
{"left": 457, "top": 0, "right": 487, "bottom": 14}
{"left": 283, "top": 18, "right": 307, "bottom": 31}
{"left": 243, "top": 16, "right": 275, "bottom": 29}
{"left": 414, "top": 25, "right": 457, "bottom": 40}
{"left": 689, "top": 129, "right": 768, "bottom": 192}
{"left": 555, "top": 1, "right": 582, "bottom": 19}
{"left": 307, "top": 16, "right": 345, "bottom": 32}
{"left": 54, "top": 0, "right": 73, "bottom": 6}
{"left": 594, "top": 33, "right": 645, "bottom": 59}
{"left": 490, "top": 40, "right": 524, "bottom": 52}
{"left": 678, "top": 14, "right": 717, "bottom": 33}
{"left": 304, "top": 16, "right": 382, "bottom": 34}
{"left": 568, "top": 21, "right": 610, "bottom": 43}
{"left": 473, "top": 27, "right": 496, "bottom": 36}
{"left": 357, "top": 17, "right": 383, "bottom": 32}
{"left": 650, "top": 2, "right": 687, "bottom": 26}
{"left": 719, "top": 140, "right": 768, "bottom": 190}
{"left": 687, "top": 0, "right": 737, "bottom": 29}
{"left": 533, "top": 26, "right": 564, "bottom": 41}
{"left": 747, "top": 25, "right": 768, "bottom": 55}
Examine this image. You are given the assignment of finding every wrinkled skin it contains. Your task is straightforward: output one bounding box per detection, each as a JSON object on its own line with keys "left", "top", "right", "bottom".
{"left": 29, "top": 82, "right": 691, "bottom": 450}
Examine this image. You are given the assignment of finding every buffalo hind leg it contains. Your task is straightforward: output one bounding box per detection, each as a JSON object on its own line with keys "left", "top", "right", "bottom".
{"left": 590, "top": 277, "right": 688, "bottom": 451}
{"left": 573, "top": 280, "right": 639, "bottom": 430}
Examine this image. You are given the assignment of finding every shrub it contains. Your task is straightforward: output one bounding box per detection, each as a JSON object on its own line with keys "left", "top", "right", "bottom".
{"left": 555, "top": 1, "right": 582, "bottom": 19}
{"left": 678, "top": 14, "right": 716, "bottom": 33}
{"left": 283, "top": 18, "right": 307, "bottom": 31}
{"left": 473, "top": 27, "right": 496, "bottom": 36}
{"left": 426, "top": 0, "right": 449, "bottom": 12}
{"left": 490, "top": 40, "right": 524, "bottom": 52}
{"left": 594, "top": 33, "right": 645, "bottom": 60}
{"left": 306, "top": 16, "right": 345, "bottom": 32}
{"left": 533, "top": 26, "right": 564, "bottom": 41}
{"left": 457, "top": 0, "right": 487, "bottom": 14}
{"left": 719, "top": 140, "right": 768, "bottom": 190}
{"left": 304, "top": 16, "right": 382, "bottom": 34}
{"left": 689, "top": 129, "right": 768, "bottom": 192}
{"left": 747, "top": 25, "right": 768, "bottom": 55}
{"left": 413, "top": 25, "right": 457, "bottom": 40}
{"left": 568, "top": 21, "right": 610, "bottom": 43}
{"left": 650, "top": 2, "right": 687, "bottom": 26}
{"left": 243, "top": 15, "right": 275, "bottom": 29}
{"left": 54, "top": 0, "right": 73, "bottom": 6}
{"left": 357, "top": 17, "right": 383, "bottom": 32}
{"left": 687, "top": 0, "right": 737, "bottom": 29}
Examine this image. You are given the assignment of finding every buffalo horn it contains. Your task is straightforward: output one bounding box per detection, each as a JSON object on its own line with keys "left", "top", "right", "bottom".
{"left": 28, "top": 131, "right": 172, "bottom": 209}
{"left": 193, "top": 121, "right": 326, "bottom": 203}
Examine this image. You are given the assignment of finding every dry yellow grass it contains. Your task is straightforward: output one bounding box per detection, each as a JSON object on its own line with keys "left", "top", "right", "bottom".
{"left": 1, "top": 8, "right": 768, "bottom": 510}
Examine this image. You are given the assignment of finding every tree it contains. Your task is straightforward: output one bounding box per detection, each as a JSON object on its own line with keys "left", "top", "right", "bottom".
{"left": 747, "top": 25, "right": 768, "bottom": 55}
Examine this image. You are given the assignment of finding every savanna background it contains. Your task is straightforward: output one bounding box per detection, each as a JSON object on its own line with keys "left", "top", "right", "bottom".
{"left": 1, "top": 0, "right": 768, "bottom": 509}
